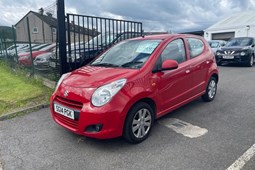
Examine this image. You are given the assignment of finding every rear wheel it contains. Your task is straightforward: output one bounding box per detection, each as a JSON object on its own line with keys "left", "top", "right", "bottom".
{"left": 123, "top": 102, "right": 154, "bottom": 144}
{"left": 202, "top": 77, "right": 217, "bottom": 102}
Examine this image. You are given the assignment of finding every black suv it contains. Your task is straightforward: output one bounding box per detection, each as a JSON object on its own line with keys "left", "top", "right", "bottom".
{"left": 215, "top": 37, "right": 255, "bottom": 67}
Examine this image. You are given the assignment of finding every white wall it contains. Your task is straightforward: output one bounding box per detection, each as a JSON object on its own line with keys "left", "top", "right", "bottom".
{"left": 204, "top": 25, "right": 255, "bottom": 41}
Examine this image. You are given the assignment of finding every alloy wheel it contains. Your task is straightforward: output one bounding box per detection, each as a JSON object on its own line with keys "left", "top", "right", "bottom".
{"left": 208, "top": 80, "right": 216, "bottom": 99}
{"left": 132, "top": 108, "right": 152, "bottom": 138}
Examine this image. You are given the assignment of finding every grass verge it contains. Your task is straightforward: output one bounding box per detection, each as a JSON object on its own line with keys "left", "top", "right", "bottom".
{"left": 0, "top": 61, "right": 53, "bottom": 116}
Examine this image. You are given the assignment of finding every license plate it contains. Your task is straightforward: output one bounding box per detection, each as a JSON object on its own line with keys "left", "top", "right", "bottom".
{"left": 223, "top": 55, "right": 234, "bottom": 59}
{"left": 49, "top": 62, "right": 56, "bottom": 68}
{"left": 54, "top": 103, "right": 74, "bottom": 120}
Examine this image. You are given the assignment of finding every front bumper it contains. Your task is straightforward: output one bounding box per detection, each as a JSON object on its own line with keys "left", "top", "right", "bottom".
{"left": 50, "top": 87, "right": 129, "bottom": 139}
{"left": 216, "top": 53, "right": 251, "bottom": 64}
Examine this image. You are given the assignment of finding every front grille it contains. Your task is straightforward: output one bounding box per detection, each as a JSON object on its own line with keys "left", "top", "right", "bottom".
{"left": 53, "top": 96, "right": 83, "bottom": 130}
{"left": 54, "top": 113, "right": 79, "bottom": 129}
{"left": 55, "top": 96, "right": 83, "bottom": 110}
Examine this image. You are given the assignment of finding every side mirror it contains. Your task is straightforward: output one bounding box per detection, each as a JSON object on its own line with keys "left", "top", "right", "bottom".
{"left": 162, "top": 60, "right": 178, "bottom": 71}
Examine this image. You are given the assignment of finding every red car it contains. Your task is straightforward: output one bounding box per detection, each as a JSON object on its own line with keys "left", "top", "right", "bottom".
{"left": 50, "top": 34, "right": 219, "bottom": 143}
{"left": 18, "top": 44, "right": 55, "bottom": 66}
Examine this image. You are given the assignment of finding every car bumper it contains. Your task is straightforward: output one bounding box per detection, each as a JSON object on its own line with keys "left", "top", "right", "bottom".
{"left": 34, "top": 61, "right": 50, "bottom": 71}
{"left": 50, "top": 92, "right": 127, "bottom": 139}
{"left": 216, "top": 54, "right": 251, "bottom": 64}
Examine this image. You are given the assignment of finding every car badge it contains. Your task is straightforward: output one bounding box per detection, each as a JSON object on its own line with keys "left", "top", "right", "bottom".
{"left": 64, "top": 90, "right": 69, "bottom": 97}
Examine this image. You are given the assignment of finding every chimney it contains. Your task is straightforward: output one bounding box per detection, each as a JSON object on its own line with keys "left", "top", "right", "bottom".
{"left": 39, "top": 8, "right": 44, "bottom": 15}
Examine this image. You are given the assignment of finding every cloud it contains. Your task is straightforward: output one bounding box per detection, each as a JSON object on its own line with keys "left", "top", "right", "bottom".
{"left": 1, "top": 0, "right": 255, "bottom": 32}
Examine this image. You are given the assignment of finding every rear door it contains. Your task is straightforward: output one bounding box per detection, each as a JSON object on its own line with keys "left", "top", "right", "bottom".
{"left": 186, "top": 37, "right": 212, "bottom": 95}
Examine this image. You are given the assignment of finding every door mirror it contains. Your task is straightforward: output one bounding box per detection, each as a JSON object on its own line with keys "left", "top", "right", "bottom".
{"left": 162, "top": 60, "right": 178, "bottom": 71}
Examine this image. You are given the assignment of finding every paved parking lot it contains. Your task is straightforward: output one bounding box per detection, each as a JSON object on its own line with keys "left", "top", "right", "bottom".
{"left": 0, "top": 65, "right": 255, "bottom": 170}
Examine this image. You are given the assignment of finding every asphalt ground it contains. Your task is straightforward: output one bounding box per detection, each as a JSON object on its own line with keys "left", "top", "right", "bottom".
{"left": 0, "top": 64, "right": 255, "bottom": 170}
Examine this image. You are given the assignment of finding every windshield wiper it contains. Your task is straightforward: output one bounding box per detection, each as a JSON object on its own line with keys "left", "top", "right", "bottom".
{"left": 121, "top": 61, "right": 143, "bottom": 68}
{"left": 91, "top": 63, "right": 120, "bottom": 68}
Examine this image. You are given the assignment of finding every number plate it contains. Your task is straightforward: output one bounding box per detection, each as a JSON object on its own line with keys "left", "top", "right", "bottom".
{"left": 49, "top": 61, "right": 56, "bottom": 68}
{"left": 223, "top": 55, "right": 234, "bottom": 59}
{"left": 54, "top": 103, "right": 74, "bottom": 120}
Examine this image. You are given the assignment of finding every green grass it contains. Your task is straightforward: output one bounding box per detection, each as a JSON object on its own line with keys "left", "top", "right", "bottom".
{"left": 0, "top": 61, "right": 53, "bottom": 116}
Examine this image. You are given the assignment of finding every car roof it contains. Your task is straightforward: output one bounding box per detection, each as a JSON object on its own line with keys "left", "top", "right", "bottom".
{"left": 131, "top": 34, "right": 202, "bottom": 41}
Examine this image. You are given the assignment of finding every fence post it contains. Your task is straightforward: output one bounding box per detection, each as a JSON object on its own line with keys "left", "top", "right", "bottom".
{"left": 12, "top": 26, "right": 18, "bottom": 61}
{"left": 57, "top": 0, "right": 67, "bottom": 75}
{"left": 26, "top": 17, "right": 34, "bottom": 75}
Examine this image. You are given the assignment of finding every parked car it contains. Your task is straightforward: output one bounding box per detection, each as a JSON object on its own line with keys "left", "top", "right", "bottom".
{"left": 33, "top": 51, "right": 54, "bottom": 71}
{"left": 208, "top": 40, "right": 226, "bottom": 54}
{"left": 49, "top": 32, "right": 142, "bottom": 70}
{"left": 0, "top": 43, "right": 29, "bottom": 58}
{"left": 50, "top": 34, "right": 219, "bottom": 143}
{"left": 18, "top": 44, "right": 55, "bottom": 66}
{"left": 215, "top": 37, "right": 255, "bottom": 67}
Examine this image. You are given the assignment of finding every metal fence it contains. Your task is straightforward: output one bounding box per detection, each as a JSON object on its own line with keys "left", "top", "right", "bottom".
{"left": 54, "top": 13, "right": 143, "bottom": 73}
{"left": 0, "top": 2, "right": 142, "bottom": 82}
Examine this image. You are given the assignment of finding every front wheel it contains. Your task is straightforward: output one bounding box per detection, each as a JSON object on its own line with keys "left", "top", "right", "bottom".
{"left": 246, "top": 55, "right": 254, "bottom": 67}
{"left": 202, "top": 77, "right": 217, "bottom": 102}
{"left": 123, "top": 102, "right": 154, "bottom": 144}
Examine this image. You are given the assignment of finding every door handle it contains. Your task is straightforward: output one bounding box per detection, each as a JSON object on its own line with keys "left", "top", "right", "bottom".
{"left": 185, "top": 70, "right": 190, "bottom": 74}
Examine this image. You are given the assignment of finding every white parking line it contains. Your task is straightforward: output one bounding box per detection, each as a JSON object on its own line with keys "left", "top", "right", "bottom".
{"left": 158, "top": 118, "right": 208, "bottom": 138}
{"left": 226, "top": 143, "right": 255, "bottom": 170}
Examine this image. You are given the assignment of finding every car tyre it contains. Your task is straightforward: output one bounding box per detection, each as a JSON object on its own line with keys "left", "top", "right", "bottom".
{"left": 202, "top": 77, "right": 217, "bottom": 102}
{"left": 216, "top": 61, "right": 221, "bottom": 66}
{"left": 246, "top": 55, "right": 254, "bottom": 67}
{"left": 123, "top": 102, "right": 154, "bottom": 144}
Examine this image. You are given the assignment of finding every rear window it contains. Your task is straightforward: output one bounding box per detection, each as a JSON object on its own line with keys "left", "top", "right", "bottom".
{"left": 187, "top": 38, "right": 204, "bottom": 58}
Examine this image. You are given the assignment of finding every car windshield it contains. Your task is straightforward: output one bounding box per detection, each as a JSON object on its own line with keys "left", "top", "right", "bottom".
{"left": 225, "top": 37, "right": 253, "bottom": 47}
{"left": 39, "top": 44, "right": 55, "bottom": 51}
{"left": 90, "top": 39, "right": 161, "bottom": 69}
{"left": 209, "top": 42, "right": 219, "bottom": 48}
{"left": 87, "top": 34, "right": 116, "bottom": 46}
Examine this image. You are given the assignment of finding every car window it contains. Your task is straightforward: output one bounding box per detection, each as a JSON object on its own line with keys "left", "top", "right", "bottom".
{"left": 161, "top": 39, "right": 186, "bottom": 64}
{"left": 187, "top": 38, "right": 204, "bottom": 58}
{"left": 91, "top": 39, "right": 161, "bottom": 69}
{"left": 209, "top": 42, "right": 219, "bottom": 48}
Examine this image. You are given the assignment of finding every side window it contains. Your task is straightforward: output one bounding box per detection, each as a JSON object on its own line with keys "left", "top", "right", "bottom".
{"left": 161, "top": 39, "right": 186, "bottom": 64}
{"left": 187, "top": 38, "right": 204, "bottom": 58}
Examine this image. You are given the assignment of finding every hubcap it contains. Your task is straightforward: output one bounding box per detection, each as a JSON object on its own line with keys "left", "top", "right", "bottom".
{"left": 208, "top": 80, "right": 216, "bottom": 99}
{"left": 132, "top": 108, "right": 152, "bottom": 138}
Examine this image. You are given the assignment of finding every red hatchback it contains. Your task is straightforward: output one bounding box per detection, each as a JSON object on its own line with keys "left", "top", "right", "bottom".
{"left": 50, "top": 34, "right": 219, "bottom": 143}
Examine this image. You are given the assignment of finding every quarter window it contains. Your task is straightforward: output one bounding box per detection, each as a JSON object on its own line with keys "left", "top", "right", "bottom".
{"left": 161, "top": 39, "right": 186, "bottom": 63}
{"left": 187, "top": 38, "right": 204, "bottom": 58}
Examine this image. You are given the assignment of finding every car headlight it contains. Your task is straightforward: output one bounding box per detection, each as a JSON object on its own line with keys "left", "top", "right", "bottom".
{"left": 55, "top": 72, "right": 71, "bottom": 92}
{"left": 240, "top": 51, "right": 246, "bottom": 56}
{"left": 242, "top": 46, "right": 251, "bottom": 50}
{"left": 216, "top": 52, "right": 222, "bottom": 56}
{"left": 91, "top": 79, "right": 127, "bottom": 107}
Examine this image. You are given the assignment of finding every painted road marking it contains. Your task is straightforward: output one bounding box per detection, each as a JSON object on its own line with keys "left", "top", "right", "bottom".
{"left": 226, "top": 143, "right": 255, "bottom": 170}
{"left": 0, "top": 161, "right": 3, "bottom": 170}
{"left": 158, "top": 118, "right": 208, "bottom": 138}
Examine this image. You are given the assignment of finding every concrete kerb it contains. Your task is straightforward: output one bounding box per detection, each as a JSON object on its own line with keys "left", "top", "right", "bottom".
{"left": 0, "top": 103, "right": 49, "bottom": 121}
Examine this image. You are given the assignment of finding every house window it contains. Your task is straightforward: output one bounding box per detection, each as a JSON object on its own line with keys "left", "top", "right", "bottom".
{"left": 52, "top": 28, "right": 56, "bottom": 34}
{"left": 32, "top": 27, "right": 38, "bottom": 34}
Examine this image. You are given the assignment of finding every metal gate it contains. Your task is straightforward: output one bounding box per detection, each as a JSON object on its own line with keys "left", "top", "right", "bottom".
{"left": 55, "top": 3, "right": 143, "bottom": 75}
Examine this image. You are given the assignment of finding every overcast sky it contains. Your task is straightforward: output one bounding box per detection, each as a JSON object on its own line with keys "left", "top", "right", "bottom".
{"left": 0, "top": 0, "right": 255, "bottom": 32}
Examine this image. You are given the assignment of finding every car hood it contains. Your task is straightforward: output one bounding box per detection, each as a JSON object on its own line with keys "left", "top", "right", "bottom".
{"left": 62, "top": 66, "right": 138, "bottom": 88}
{"left": 220, "top": 46, "right": 248, "bottom": 51}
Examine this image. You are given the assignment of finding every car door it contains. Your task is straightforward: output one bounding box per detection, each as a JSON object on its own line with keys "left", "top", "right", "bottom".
{"left": 153, "top": 38, "right": 194, "bottom": 115}
{"left": 186, "top": 37, "right": 210, "bottom": 96}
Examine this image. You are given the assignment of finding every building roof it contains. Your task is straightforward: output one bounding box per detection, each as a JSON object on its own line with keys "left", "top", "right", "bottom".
{"left": 205, "top": 11, "right": 255, "bottom": 31}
